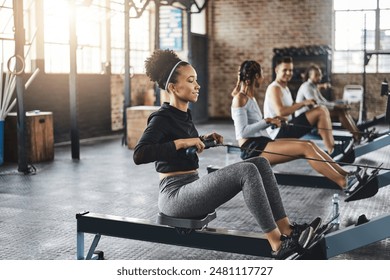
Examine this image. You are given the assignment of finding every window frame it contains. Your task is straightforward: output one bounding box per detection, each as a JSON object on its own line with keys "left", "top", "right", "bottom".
{"left": 333, "top": 0, "right": 390, "bottom": 73}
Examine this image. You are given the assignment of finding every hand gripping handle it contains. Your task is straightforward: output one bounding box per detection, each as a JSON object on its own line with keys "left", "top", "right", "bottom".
{"left": 186, "top": 139, "right": 217, "bottom": 157}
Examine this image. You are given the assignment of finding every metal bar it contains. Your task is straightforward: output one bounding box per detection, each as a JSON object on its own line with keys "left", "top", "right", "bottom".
{"left": 69, "top": 0, "right": 80, "bottom": 159}
{"left": 274, "top": 172, "right": 339, "bottom": 189}
{"left": 301, "top": 130, "right": 353, "bottom": 141}
{"left": 366, "top": 50, "right": 390, "bottom": 55}
{"left": 13, "top": 0, "right": 28, "bottom": 173}
{"left": 354, "top": 133, "right": 390, "bottom": 157}
{"left": 77, "top": 231, "right": 85, "bottom": 260}
{"left": 86, "top": 234, "right": 101, "bottom": 260}
{"left": 154, "top": 0, "right": 160, "bottom": 106}
{"left": 378, "top": 171, "right": 390, "bottom": 189}
{"left": 76, "top": 212, "right": 272, "bottom": 258}
{"left": 104, "top": 0, "right": 111, "bottom": 74}
{"left": 357, "top": 114, "right": 385, "bottom": 131}
{"left": 323, "top": 214, "right": 390, "bottom": 258}
{"left": 122, "top": 0, "right": 130, "bottom": 146}
{"left": 362, "top": 16, "right": 367, "bottom": 122}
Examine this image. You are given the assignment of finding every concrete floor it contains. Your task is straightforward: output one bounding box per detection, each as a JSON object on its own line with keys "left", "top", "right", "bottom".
{"left": 0, "top": 120, "right": 389, "bottom": 260}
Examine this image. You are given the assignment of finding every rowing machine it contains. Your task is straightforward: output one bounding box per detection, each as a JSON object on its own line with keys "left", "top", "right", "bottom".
{"left": 216, "top": 144, "right": 389, "bottom": 195}
{"left": 76, "top": 211, "right": 272, "bottom": 260}
{"left": 76, "top": 209, "right": 390, "bottom": 260}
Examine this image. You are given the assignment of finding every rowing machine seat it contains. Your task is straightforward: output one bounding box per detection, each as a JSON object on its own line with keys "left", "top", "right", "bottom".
{"left": 157, "top": 211, "right": 216, "bottom": 229}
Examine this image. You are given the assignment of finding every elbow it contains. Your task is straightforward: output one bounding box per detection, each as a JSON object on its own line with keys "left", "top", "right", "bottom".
{"left": 133, "top": 153, "right": 142, "bottom": 165}
{"left": 274, "top": 108, "right": 284, "bottom": 116}
{"left": 132, "top": 147, "right": 145, "bottom": 165}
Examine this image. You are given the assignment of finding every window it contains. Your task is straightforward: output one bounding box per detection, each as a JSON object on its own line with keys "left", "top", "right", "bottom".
{"left": 333, "top": 0, "right": 390, "bottom": 73}
{"left": 111, "top": 1, "right": 151, "bottom": 75}
{"left": 44, "top": 0, "right": 107, "bottom": 73}
{"left": 43, "top": 0, "right": 151, "bottom": 74}
{"left": 159, "top": 6, "right": 183, "bottom": 51}
{"left": 1, "top": 1, "right": 158, "bottom": 75}
{"left": 0, "top": 0, "right": 16, "bottom": 72}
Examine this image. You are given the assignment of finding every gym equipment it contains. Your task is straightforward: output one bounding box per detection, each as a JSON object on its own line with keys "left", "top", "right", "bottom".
{"left": 213, "top": 144, "right": 388, "bottom": 200}
{"left": 76, "top": 134, "right": 390, "bottom": 260}
{"left": 76, "top": 211, "right": 272, "bottom": 260}
{"left": 222, "top": 88, "right": 390, "bottom": 191}
{"left": 76, "top": 209, "right": 390, "bottom": 260}
{"left": 352, "top": 84, "right": 390, "bottom": 157}
{"left": 288, "top": 212, "right": 390, "bottom": 260}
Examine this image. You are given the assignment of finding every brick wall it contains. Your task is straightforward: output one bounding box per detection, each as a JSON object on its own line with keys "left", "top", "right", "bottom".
{"left": 206, "top": 0, "right": 389, "bottom": 121}
{"left": 207, "top": 0, "right": 333, "bottom": 117}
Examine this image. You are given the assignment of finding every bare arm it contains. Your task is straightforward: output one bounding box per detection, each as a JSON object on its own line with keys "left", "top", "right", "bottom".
{"left": 270, "top": 86, "right": 315, "bottom": 117}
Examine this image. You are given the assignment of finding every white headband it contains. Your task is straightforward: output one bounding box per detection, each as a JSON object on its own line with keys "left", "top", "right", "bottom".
{"left": 165, "top": 60, "right": 185, "bottom": 91}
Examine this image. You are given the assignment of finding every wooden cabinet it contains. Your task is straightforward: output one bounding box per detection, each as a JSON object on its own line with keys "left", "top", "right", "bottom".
{"left": 126, "top": 106, "right": 159, "bottom": 149}
{"left": 4, "top": 111, "right": 54, "bottom": 163}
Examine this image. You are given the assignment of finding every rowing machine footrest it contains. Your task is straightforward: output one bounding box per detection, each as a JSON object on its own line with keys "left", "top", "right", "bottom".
{"left": 157, "top": 211, "right": 216, "bottom": 229}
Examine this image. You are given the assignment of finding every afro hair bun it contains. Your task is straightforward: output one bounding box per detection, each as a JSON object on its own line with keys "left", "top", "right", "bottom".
{"left": 145, "top": 49, "right": 182, "bottom": 89}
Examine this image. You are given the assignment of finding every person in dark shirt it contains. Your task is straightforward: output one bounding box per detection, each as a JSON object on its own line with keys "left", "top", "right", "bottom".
{"left": 133, "top": 49, "right": 313, "bottom": 259}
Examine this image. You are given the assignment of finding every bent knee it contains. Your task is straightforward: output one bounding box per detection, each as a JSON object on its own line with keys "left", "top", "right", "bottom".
{"left": 247, "top": 155, "right": 271, "bottom": 166}
{"left": 303, "top": 139, "right": 316, "bottom": 147}
{"left": 307, "top": 105, "right": 330, "bottom": 120}
{"left": 316, "top": 105, "right": 330, "bottom": 116}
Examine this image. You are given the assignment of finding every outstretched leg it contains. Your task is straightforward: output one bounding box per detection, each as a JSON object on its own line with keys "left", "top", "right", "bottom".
{"left": 262, "top": 139, "right": 347, "bottom": 188}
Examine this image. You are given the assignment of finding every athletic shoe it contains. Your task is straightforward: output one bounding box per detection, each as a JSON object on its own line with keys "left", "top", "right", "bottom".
{"left": 271, "top": 227, "right": 315, "bottom": 260}
{"left": 271, "top": 235, "right": 298, "bottom": 260}
{"left": 290, "top": 217, "right": 322, "bottom": 240}
{"left": 290, "top": 222, "right": 308, "bottom": 241}
{"left": 345, "top": 167, "right": 368, "bottom": 193}
{"left": 345, "top": 170, "right": 380, "bottom": 202}
{"left": 330, "top": 139, "right": 354, "bottom": 161}
{"left": 346, "top": 166, "right": 362, "bottom": 188}
{"left": 298, "top": 226, "right": 315, "bottom": 249}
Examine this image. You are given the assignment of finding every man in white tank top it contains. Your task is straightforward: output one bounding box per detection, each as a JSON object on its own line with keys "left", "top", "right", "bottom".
{"left": 264, "top": 56, "right": 352, "bottom": 159}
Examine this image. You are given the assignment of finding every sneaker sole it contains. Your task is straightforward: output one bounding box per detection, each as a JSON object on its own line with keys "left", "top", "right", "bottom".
{"left": 298, "top": 226, "right": 315, "bottom": 249}
{"left": 309, "top": 217, "right": 322, "bottom": 234}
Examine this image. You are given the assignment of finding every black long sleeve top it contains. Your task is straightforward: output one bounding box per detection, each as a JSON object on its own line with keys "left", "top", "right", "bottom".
{"left": 133, "top": 102, "right": 200, "bottom": 173}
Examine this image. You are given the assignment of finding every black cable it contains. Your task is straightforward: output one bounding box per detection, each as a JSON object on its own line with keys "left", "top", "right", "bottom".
{"left": 279, "top": 122, "right": 370, "bottom": 135}
{"left": 220, "top": 143, "right": 389, "bottom": 171}
{"left": 186, "top": 142, "right": 389, "bottom": 171}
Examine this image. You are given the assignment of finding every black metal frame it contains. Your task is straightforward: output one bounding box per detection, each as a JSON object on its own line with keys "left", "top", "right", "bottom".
{"left": 76, "top": 211, "right": 390, "bottom": 260}
{"left": 76, "top": 211, "right": 272, "bottom": 260}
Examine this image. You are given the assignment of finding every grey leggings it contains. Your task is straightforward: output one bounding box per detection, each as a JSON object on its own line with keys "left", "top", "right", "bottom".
{"left": 158, "top": 157, "right": 287, "bottom": 233}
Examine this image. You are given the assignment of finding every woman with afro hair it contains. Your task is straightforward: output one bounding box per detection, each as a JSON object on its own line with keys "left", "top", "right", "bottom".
{"left": 133, "top": 49, "right": 314, "bottom": 259}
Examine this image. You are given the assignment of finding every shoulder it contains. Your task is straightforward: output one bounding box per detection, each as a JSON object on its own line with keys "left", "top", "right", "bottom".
{"left": 298, "top": 81, "right": 310, "bottom": 90}
{"left": 147, "top": 109, "right": 171, "bottom": 125}
{"left": 232, "top": 93, "right": 249, "bottom": 108}
{"left": 266, "top": 83, "right": 283, "bottom": 98}
{"left": 267, "top": 81, "right": 281, "bottom": 92}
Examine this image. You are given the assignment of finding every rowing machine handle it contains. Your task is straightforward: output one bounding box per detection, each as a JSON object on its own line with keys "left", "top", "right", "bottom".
{"left": 186, "top": 139, "right": 217, "bottom": 156}
{"left": 270, "top": 121, "right": 287, "bottom": 129}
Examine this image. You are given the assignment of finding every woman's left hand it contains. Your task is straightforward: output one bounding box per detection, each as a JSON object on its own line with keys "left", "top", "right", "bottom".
{"left": 202, "top": 132, "right": 224, "bottom": 144}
